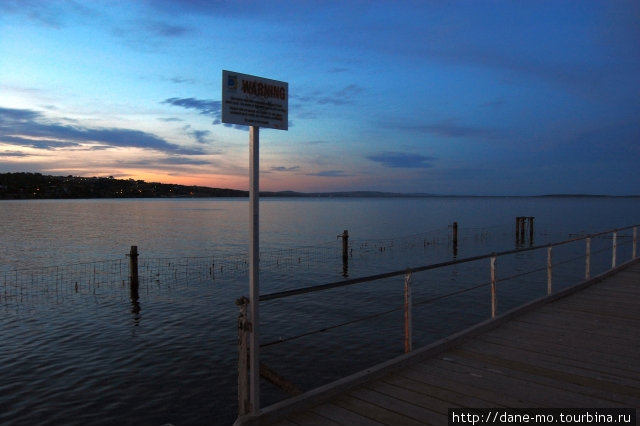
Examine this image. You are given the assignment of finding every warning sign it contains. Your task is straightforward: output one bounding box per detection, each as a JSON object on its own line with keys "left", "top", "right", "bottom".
{"left": 221, "top": 70, "right": 288, "bottom": 130}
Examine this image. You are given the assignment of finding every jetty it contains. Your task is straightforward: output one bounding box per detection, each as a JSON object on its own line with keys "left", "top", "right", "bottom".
{"left": 234, "top": 229, "right": 639, "bottom": 425}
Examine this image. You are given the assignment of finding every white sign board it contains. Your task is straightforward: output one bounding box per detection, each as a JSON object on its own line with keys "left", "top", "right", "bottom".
{"left": 222, "top": 70, "right": 288, "bottom": 130}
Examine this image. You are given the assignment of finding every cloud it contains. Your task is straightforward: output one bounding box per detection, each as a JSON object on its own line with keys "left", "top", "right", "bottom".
{"left": 270, "top": 166, "right": 300, "bottom": 172}
{"left": 306, "top": 170, "right": 352, "bottom": 177}
{"left": 163, "top": 97, "right": 223, "bottom": 125}
{"left": 182, "top": 125, "right": 211, "bottom": 144}
{"left": 169, "top": 76, "right": 195, "bottom": 84}
{"left": 293, "top": 83, "right": 365, "bottom": 108}
{"left": 0, "top": 106, "right": 203, "bottom": 154}
{"left": 385, "top": 119, "right": 498, "bottom": 139}
{"left": 367, "top": 152, "right": 437, "bottom": 169}
{"left": 0, "top": 150, "right": 31, "bottom": 157}
{"left": 158, "top": 156, "right": 211, "bottom": 165}
{"left": 144, "top": 21, "right": 190, "bottom": 37}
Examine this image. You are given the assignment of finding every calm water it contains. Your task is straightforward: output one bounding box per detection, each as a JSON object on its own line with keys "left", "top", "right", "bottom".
{"left": 1, "top": 197, "right": 638, "bottom": 425}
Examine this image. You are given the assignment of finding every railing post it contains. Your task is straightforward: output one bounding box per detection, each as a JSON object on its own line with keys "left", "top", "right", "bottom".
{"left": 633, "top": 227, "right": 637, "bottom": 260}
{"left": 547, "top": 245, "right": 553, "bottom": 295}
{"left": 585, "top": 237, "right": 591, "bottom": 280}
{"left": 612, "top": 231, "right": 617, "bottom": 269}
{"left": 490, "top": 254, "right": 497, "bottom": 318}
{"left": 236, "top": 297, "right": 250, "bottom": 416}
{"left": 404, "top": 272, "right": 412, "bottom": 353}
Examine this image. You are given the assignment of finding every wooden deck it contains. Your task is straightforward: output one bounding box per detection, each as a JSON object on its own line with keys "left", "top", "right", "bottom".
{"left": 235, "top": 260, "right": 640, "bottom": 425}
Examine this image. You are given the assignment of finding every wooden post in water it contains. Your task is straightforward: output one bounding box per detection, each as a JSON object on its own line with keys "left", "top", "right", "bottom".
{"left": 338, "top": 230, "right": 349, "bottom": 277}
{"left": 528, "top": 217, "right": 535, "bottom": 243}
{"left": 490, "top": 255, "right": 497, "bottom": 318}
{"left": 547, "top": 246, "right": 553, "bottom": 295}
{"left": 633, "top": 227, "right": 637, "bottom": 260}
{"left": 404, "top": 272, "right": 412, "bottom": 353}
{"left": 128, "top": 246, "right": 139, "bottom": 289}
{"left": 236, "top": 297, "right": 250, "bottom": 416}
{"left": 612, "top": 231, "right": 617, "bottom": 269}
{"left": 452, "top": 222, "right": 458, "bottom": 257}
{"left": 341, "top": 230, "right": 349, "bottom": 261}
{"left": 585, "top": 237, "right": 591, "bottom": 280}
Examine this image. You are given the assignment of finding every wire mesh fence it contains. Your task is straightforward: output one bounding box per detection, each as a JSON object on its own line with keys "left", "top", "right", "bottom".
{"left": 0, "top": 221, "right": 592, "bottom": 311}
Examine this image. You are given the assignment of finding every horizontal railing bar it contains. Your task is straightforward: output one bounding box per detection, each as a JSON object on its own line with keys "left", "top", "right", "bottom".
{"left": 260, "top": 224, "right": 639, "bottom": 302}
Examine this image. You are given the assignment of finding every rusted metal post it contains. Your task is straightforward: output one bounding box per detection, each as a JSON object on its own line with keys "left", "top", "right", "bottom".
{"left": 490, "top": 255, "right": 497, "bottom": 318}
{"left": 585, "top": 237, "right": 591, "bottom": 280}
{"left": 547, "top": 245, "right": 553, "bottom": 295}
{"left": 128, "top": 246, "right": 139, "bottom": 289}
{"left": 404, "top": 272, "right": 412, "bottom": 353}
{"left": 612, "top": 231, "right": 617, "bottom": 269}
{"left": 236, "top": 297, "right": 250, "bottom": 416}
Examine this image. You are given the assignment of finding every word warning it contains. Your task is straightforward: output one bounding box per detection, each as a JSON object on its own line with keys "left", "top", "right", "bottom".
{"left": 221, "top": 70, "right": 288, "bottom": 130}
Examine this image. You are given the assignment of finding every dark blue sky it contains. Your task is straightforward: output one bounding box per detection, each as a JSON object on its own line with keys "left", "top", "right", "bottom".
{"left": 1, "top": 0, "right": 638, "bottom": 194}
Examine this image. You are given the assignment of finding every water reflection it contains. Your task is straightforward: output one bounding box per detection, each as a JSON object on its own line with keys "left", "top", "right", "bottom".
{"left": 130, "top": 281, "right": 141, "bottom": 326}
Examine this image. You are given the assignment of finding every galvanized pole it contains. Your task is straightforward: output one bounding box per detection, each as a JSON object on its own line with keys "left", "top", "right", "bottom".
{"left": 249, "top": 125, "right": 260, "bottom": 414}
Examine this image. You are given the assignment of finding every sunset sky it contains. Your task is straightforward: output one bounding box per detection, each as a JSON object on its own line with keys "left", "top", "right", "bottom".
{"left": 1, "top": 0, "right": 638, "bottom": 195}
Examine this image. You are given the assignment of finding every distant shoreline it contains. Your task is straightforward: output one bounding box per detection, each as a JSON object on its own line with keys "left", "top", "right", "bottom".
{"left": 1, "top": 172, "right": 637, "bottom": 199}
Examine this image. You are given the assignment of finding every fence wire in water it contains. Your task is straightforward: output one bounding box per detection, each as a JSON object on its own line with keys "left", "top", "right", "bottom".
{"left": 0, "top": 223, "right": 564, "bottom": 309}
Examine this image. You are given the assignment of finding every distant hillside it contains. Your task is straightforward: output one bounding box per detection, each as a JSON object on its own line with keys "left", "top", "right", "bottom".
{"left": 0, "top": 172, "right": 247, "bottom": 199}
{"left": 0, "top": 172, "right": 436, "bottom": 199}
{"left": 1, "top": 172, "right": 635, "bottom": 199}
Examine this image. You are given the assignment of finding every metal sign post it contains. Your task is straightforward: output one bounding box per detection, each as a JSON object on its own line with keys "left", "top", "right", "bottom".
{"left": 248, "top": 124, "right": 260, "bottom": 412}
{"left": 222, "top": 70, "right": 288, "bottom": 415}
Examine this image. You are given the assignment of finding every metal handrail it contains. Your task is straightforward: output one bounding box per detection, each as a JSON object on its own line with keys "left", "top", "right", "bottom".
{"left": 260, "top": 224, "right": 639, "bottom": 302}
{"left": 237, "top": 224, "right": 638, "bottom": 417}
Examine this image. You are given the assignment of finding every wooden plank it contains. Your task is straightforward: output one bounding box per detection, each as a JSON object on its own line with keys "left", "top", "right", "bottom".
{"left": 427, "top": 355, "right": 630, "bottom": 407}
{"left": 287, "top": 409, "right": 341, "bottom": 426}
{"left": 311, "top": 402, "right": 384, "bottom": 426}
{"left": 364, "top": 379, "right": 452, "bottom": 416}
{"left": 349, "top": 386, "right": 446, "bottom": 424}
{"left": 367, "top": 381, "right": 451, "bottom": 424}
{"left": 478, "top": 330, "right": 640, "bottom": 374}
{"left": 510, "top": 312, "right": 640, "bottom": 344}
{"left": 402, "top": 362, "right": 531, "bottom": 407}
{"left": 495, "top": 315, "right": 640, "bottom": 349}
{"left": 333, "top": 394, "right": 425, "bottom": 425}
{"left": 272, "top": 419, "right": 299, "bottom": 426}
{"left": 439, "top": 352, "right": 640, "bottom": 407}
{"left": 382, "top": 371, "right": 507, "bottom": 408}
{"left": 553, "top": 296, "right": 640, "bottom": 312}
{"left": 452, "top": 348, "right": 640, "bottom": 399}
{"left": 465, "top": 332, "right": 640, "bottom": 377}
{"left": 465, "top": 337, "right": 640, "bottom": 383}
